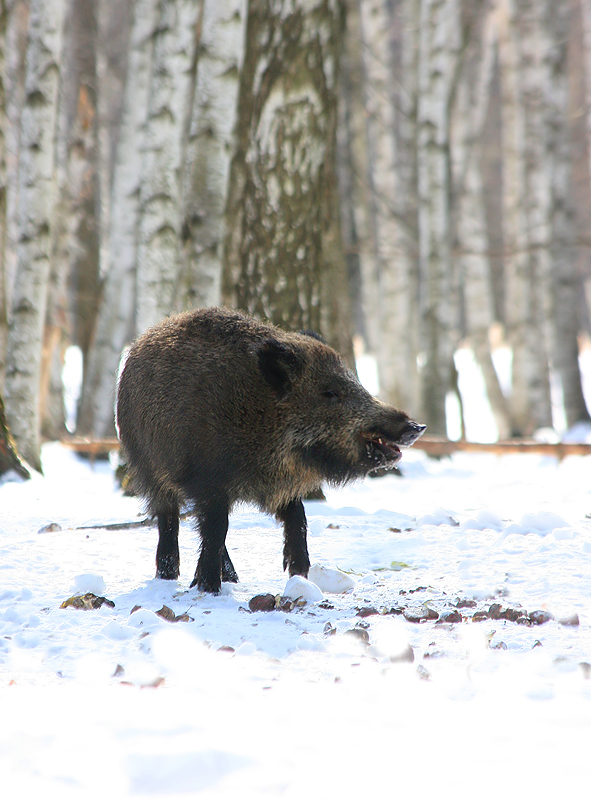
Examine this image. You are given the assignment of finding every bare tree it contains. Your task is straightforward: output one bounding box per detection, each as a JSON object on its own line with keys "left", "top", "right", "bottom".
{"left": 4, "top": 0, "right": 65, "bottom": 470}
{"left": 178, "top": 0, "right": 247, "bottom": 311}
{"left": 222, "top": 0, "right": 352, "bottom": 360}
{"left": 135, "top": 0, "right": 203, "bottom": 335}
{"left": 77, "top": 0, "right": 160, "bottom": 437}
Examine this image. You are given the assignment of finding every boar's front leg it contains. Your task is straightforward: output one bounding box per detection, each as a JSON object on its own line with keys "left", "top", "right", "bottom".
{"left": 277, "top": 498, "right": 310, "bottom": 578}
{"left": 190, "top": 498, "right": 230, "bottom": 594}
{"left": 156, "top": 508, "right": 180, "bottom": 580}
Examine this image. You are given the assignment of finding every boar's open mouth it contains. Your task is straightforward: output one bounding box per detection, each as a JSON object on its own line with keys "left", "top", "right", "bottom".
{"left": 361, "top": 432, "right": 402, "bottom": 470}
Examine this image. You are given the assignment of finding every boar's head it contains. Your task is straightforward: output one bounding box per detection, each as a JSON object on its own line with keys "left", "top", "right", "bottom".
{"left": 257, "top": 334, "right": 425, "bottom": 486}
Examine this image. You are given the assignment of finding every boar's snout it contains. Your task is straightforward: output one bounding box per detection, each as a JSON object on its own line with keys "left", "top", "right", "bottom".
{"left": 398, "top": 421, "right": 427, "bottom": 446}
{"left": 360, "top": 412, "right": 425, "bottom": 472}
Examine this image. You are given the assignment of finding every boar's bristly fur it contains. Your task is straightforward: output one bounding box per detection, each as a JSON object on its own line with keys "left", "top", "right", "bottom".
{"left": 116, "top": 307, "right": 425, "bottom": 593}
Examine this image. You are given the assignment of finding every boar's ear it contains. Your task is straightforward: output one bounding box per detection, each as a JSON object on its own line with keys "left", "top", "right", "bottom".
{"left": 257, "top": 338, "right": 302, "bottom": 398}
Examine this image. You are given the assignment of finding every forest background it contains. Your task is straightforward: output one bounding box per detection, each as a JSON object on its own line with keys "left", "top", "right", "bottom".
{"left": 1, "top": 0, "right": 591, "bottom": 473}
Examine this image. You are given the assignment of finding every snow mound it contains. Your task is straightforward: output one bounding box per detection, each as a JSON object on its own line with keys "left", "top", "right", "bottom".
{"left": 308, "top": 564, "right": 355, "bottom": 593}
{"left": 283, "top": 575, "right": 324, "bottom": 603}
{"left": 71, "top": 573, "right": 106, "bottom": 595}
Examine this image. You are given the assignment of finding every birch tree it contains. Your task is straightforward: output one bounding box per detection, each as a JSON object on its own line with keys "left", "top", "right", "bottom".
{"left": 357, "top": 0, "right": 420, "bottom": 413}
{"left": 222, "top": 0, "right": 352, "bottom": 359}
{"left": 499, "top": 0, "right": 552, "bottom": 436}
{"left": 77, "top": 0, "right": 160, "bottom": 437}
{"left": 544, "top": 0, "right": 589, "bottom": 426}
{"left": 4, "top": 0, "right": 65, "bottom": 470}
{"left": 178, "top": 0, "right": 246, "bottom": 311}
{"left": 416, "top": 0, "right": 462, "bottom": 434}
{"left": 0, "top": 0, "right": 8, "bottom": 391}
{"left": 135, "top": 0, "right": 203, "bottom": 335}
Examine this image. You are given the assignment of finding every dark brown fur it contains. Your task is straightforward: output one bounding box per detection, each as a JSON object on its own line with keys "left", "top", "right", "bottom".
{"left": 116, "top": 307, "right": 425, "bottom": 592}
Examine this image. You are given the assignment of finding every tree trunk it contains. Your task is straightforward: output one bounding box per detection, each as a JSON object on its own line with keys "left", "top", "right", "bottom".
{"left": 416, "top": 0, "right": 461, "bottom": 434}
{"left": 77, "top": 0, "right": 160, "bottom": 437}
{"left": 178, "top": 0, "right": 246, "bottom": 311}
{"left": 356, "top": 0, "right": 420, "bottom": 413}
{"left": 452, "top": 2, "right": 512, "bottom": 439}
{"left": 0, "top": 390, "right": 29, "bottom": 479}
{"left": 222, "top": 0, "right": 352, "bottom": 360}
{"left": 499, "top": 0, "right": 552, "bottom": 436}
{"left": 4, "top": 0, "right": 65, "bottom": 471}
{"left": 545, "top": 0, "right": 590, "bottom": 427}
{"left": 0, "top": 0, "right": 8, "bottom": 392}
{"left": 135, "top": 0, "right": 203, "bottom": 335}
{"left": 43, "top": 0, "right": 100, "bottom": 439}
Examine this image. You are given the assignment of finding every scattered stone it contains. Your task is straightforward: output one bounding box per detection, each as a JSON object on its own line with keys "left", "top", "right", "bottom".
{"left": 532, "top": 640, "right": 543, "bottom": 649}
{"left": 490, "top": 641, "right": 508, "bottom": 650}
{"left": 437, "top": 609, "right": 462, "bottom": 624}
{"left": 38, "top": 522, "right": 61, "bottom": 534}
{"left": 217, "top": 645, "right": 235, "bottom": 654}
{"left": 416, "top": 664, "right": 431, "bottom": 681}
{"left": 383, "top": 606, "right": 405, "bottom": 616}
{"left": 488, "top": 603, "right": 503, "bottom": 620}
{"left": 277, "top": 596, "right": 297, "bottom": 612}
{"left": 318, "top": 600, "right": 335, "bottom": 610}
{"left": 389, "top": 644, "right": 414, "bottom": 664}
{"left": 471, "top": 611, "right": 489, "bottom": 622}
{"left": 284, "top": 575, "right": 324, "bottom": 603}
{"left": 579, "top": 662, "right": 591, "bottom": 679}
{"left": 326, "top": 523, "right": 340, "bottom": 529}
{"left": 345, "top": 627, "right": 370, "bottom": 644}
{"left": 130, "top": 605, "right": 142, "bottom": 615}
{"left": 403, "top": 604, "right": 439, "bottom": 623}
{"left": 455, "top": 598, "right": 477, "bottom": 609}
{"left": 356, "top": 606, "right": 379, "bottom": 618}
{"left": 559, "top": 613, "right": 580, "bottom": 627}
{"left": 528, "top": 610, "right": 553, "bottom": 626}
{"left": 502, "top": 607, "right": 527, "bottom": 623}
{"left": 323, "top": 622, "right": 337, "bottom": 637}
{"left": 155, "top": 605, "right": 193, "bottom": 623}
{"left": 112, "top": 664, "right": 125, "bottom": 678}
{"left": 248, "top": 594, "right": 276, "bottom": 613}
{"left": 60, "top": 593, "right": 115, "bottom": 611}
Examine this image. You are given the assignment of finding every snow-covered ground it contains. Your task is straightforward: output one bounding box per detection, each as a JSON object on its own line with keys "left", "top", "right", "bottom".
{"left": 1, "top": 442, "right": 591, "bottom": 798}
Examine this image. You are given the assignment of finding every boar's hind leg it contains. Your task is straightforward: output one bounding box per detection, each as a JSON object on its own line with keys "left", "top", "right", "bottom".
{"left": 190, "top": 498, "right": 230, "bottom": 594}
{"left": 156, "top": 508, "right": 180, "bottom": 580}
{"left": 277, "top": 499, "right": 310, "bottom": 578}
{"left": 222, "top": 547, "right": 239, "bottom": 583}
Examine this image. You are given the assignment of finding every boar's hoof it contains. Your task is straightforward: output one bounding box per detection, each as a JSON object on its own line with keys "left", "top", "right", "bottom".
{"left": 155, "top": 556, "right": 180, "bottom": 581}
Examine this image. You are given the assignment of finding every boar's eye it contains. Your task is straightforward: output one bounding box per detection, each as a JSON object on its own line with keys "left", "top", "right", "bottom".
{"left": 321, "top": 389, "right": 341, "bottom": 402}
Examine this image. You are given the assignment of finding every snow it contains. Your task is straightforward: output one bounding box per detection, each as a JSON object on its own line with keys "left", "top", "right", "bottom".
{"left": 1, "top": 442, "right": 591, "bottom": 798}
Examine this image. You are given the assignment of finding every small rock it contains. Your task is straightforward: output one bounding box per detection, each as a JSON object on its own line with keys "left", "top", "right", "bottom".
{"left": 156, "top": 605, "right": 177, "bottom": 622}
{"left": 528, "top": 610, "right": 553, "bottom": 626}
{"left": 318, "top": 600, "right": 335, "bottom": 610}
{"left": 283, "top": 575, "right": 324, "bottom": 603}
{"left": 345, "top": 627, "right": 370, "bottom": 644}
{"left": 502, "top": 607, "right": 527, "bottom": 623}
{"left": 488, "top": 603, "right": 503, "bottom": 620}
{"left": 455, "top": 598, "right": 477, "bottom": 609}
{"left": 389, "top": 644, "right": 414, "bottom": 664}
{"left": 323, "top": 622, "right": 337, "bottom": 636}
{"left": 276, "top": 596, "right": 296, "bottom": 612}
{"left": 308, "top": 564, "right": 355, "bottom": 593}
{"left": 559, "top": 613, "right": 580, "bottom": 627}
{"left": 437, "top": 609, "right": 462, "bottom": 624}
{"left": 130, "top": 605, "right": 142, "bottom": 615}
{"left": 356, "top": 606, "right": 379, "bottom": 618}
{"left": 112, "top": 664, "right": 125, "bottom": 678}
{"left": 579, "top": 662, "right": 591, "bottom": 679}
{"left": 60, "top": 593, "right": 115, "bottom": 611}
{"left": 248, "top": 594, "right": 276, "bottom": 613}
{"left": 471, "top": 611, "right": 489, "bottom": 622}
{"left": 403, "top": 604, "right": 439, "bottom": 623}
{"left": 490, "top": 641, "right": 508, "bottom": 650}
{"left": 38, "top": 522, "right": 61, "bottom": 534}
{"left": 416, "top": 664, "right": 431, "bottom": 681}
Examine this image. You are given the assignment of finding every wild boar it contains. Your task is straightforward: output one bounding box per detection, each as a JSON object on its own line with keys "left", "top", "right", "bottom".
{"left": 116, "top": 307, "right": 425, "bottom": 593}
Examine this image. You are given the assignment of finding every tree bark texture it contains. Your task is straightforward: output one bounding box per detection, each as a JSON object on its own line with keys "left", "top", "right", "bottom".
{"left": 78, "top": 0, "right": 160, "bottom": 437}
{"left": 178, "top": 0, "right": 247, "bottom": 312}
{"left": 222, "top": 0, "right": 351, "bottom": 359}
{"left": 4, "top": 0, "right": 65, "bottom": 470}
{"left": 416, "top": 0, "right": 461, "bottom": 434}
{"left": 135, "top": 0, "right": 203, "bottom": 335}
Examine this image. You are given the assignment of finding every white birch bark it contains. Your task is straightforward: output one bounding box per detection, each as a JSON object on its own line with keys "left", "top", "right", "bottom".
{"left": 178, "top": 0, "right": 246, "bottom": 310}
{"left": 452, "top": 4, "right": 511, "bottom": 439}
{"left": 544, "top": 0, "right": 589, "bottom": 426}
{"left": 498, "top": 0, "right": 552, "bottom": 435}
{"left": 77, "top": 0, "right": 160, "bottom": 437}
{"left": 4, "top": 0, "right": 65, "bottom": 470}
{"left": 417, "top": 0, "right": 461, "bottom": 434}
{"left": 135, "top": 0, "right": 203, "bottom": 334}
{"left": 359, "top": 0, "right": 420, "bottom": 414}
{"left": 0, "top": 0, "right": 8, "bottom": 390}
